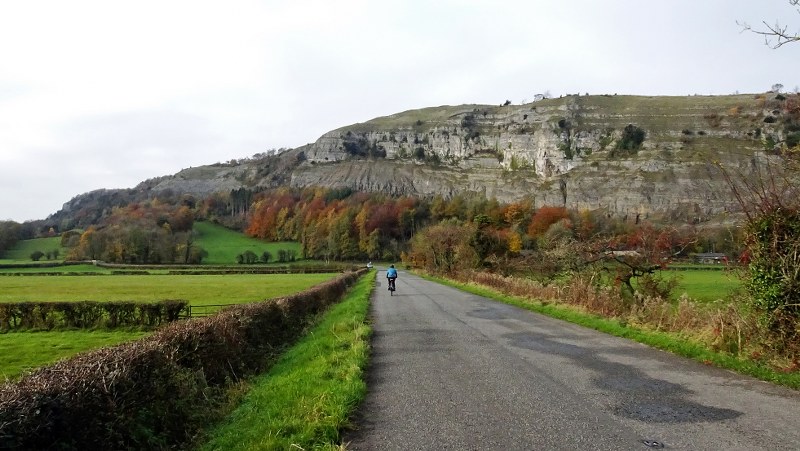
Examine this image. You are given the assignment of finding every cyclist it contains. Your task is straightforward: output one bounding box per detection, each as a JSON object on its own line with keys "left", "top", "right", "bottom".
{"left": 386, "top": 264, "right": 398, "bottom": 292}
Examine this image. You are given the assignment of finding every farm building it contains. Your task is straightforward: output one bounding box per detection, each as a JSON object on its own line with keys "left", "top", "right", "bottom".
{"left": 692, "top": 252, "right": 728, "bottom": 264}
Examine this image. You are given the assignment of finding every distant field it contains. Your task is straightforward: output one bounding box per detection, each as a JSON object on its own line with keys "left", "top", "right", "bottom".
{"left": 192, "top": 221, "right": 301, "bottom": 265}
{"left": 0, "top": 222, "right": 301, "bottom": 266}
{"left": 0, "top": 330, "right": 148, "bottom": 380}
{"left": 0, "top": 236, "right": 67, "bottom": 264}
{"left": 0, "top": 273, "right": 336, "bottom": 305}
{"left": 671, "top": 268, "right": 742, "bottom": 302}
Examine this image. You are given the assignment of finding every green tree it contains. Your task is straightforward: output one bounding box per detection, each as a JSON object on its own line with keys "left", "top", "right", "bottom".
{"left": 614, "top": 124, "right": 646, "bottom": 154}
{"left": 30, "top": 250, "right": 45, "bottom": 261}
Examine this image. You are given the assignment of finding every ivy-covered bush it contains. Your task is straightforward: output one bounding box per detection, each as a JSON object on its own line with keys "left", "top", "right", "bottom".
{"left": 745, "top": 207, "right": 800, "bottom": 350}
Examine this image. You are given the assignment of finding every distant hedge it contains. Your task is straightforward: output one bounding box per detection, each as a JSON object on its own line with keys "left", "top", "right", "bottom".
{"left": 0, "top": 269, "right": 367, "bottom": 450}
{"left": 0, "top": 300, "right": 188, "bottom": 331}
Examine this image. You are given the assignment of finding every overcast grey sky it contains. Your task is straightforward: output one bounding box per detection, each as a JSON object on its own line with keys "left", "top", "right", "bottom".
{"left": 1, "top": 0, "right": 798, "bottom": 222}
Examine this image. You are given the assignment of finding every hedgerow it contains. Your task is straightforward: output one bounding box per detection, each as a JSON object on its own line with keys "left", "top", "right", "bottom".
{"left": 0, "top": 269, "right": 367, "bottom": 450}
{"left": 0, "top": 300, "right": 187, "bottom": 331}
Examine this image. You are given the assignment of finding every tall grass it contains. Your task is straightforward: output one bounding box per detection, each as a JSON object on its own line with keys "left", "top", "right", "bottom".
{"left": 198, "top": 273, "right": 373, "bottom": 450}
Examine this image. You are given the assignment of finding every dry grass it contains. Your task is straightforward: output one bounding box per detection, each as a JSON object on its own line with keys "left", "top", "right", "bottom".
{"left": 452, "top": 270, "right": 792, "bottom": 368}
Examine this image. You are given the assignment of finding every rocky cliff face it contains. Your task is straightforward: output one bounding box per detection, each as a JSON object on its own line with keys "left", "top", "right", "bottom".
{"left": 291, "top": 94, "right": 796, "bottom": 223}
{"left": 55, "top": 93, "right": 799, "bottom": 226}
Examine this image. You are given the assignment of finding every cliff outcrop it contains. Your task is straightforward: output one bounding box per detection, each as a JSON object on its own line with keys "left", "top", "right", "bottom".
{"left": 55, "top": 93, "right": 800, "bottom": 226}
{"left": 291, "top": 93, "right": 797, "bottom": 223}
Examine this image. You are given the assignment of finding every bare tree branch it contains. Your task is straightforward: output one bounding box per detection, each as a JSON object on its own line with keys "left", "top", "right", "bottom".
{"left": 739, "top": 1, "right": 800, "bottom": 49}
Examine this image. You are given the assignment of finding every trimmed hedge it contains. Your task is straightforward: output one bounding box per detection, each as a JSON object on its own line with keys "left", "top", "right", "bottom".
{"left": 0, "top": 269, "right": 367, "bottom": 450}
{"left": 0, "top": 300, "right": 187, "bottom": 331}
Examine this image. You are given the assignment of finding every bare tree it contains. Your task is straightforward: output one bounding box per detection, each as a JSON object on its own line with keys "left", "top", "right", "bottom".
{"left": 739, "top": 1, "right": 800, "bottom": 48}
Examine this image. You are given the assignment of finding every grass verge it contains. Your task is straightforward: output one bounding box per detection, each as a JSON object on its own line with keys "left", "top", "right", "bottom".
{"left": 198, "top": 272, "right": 374, "bottom": 450}
{"left": 424, "top": 274, "right": 800, "bottom": 390}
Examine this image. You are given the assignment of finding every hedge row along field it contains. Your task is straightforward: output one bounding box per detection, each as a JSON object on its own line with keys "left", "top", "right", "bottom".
{"left": 0, "top": 269, "right": 367, "bottom": 450}
{"left": 0, "top": 300, "right": 187, "bottom": 331}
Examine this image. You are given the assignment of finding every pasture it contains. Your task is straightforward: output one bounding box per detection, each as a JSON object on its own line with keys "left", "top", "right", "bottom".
{"left": 0, "top": 236, "right": 66, "bottom": 264}
{"left": 670, "top": 268, "right": 743, "bottom": 303}
{"left": 0, "top": 330, "right": 147, "bottom": 380}
{"left": 0, "top": 273, "right": 337, "bottom": 306}
{"left": 193, "top": 221, "right": 301, "bottom": 264}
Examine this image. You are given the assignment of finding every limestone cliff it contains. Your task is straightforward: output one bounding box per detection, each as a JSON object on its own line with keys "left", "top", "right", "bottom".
{"left": 290, "top": 93, "right": 796, "bottom": 223}
{"left": 55, "top": 93, "right": 799, "bottom": 226}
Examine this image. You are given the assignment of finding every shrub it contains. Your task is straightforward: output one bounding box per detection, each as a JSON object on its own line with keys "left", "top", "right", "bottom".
{"left": 0, "top": 300, "right": 188, "bottom": 331}
{"left": 616, "top": 124, "right": 645, "bottom": 150}
{"left": 786, "top": 131, "right": 800, "bottom": 149}
{"left": 745, "top": 208, "right": 800, "bottom": 349}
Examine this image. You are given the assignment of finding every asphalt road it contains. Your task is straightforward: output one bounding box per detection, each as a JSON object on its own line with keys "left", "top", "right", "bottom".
{"left": 343, "top": 271, "right": 800, "bottom": 450}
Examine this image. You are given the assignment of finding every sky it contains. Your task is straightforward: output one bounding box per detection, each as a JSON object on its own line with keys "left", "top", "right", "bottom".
{"left": 1, "top": 0, "right": 798, "bottom": 222}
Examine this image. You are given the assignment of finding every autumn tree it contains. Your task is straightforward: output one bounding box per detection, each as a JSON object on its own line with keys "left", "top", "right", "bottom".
{"left": 527, "top": 206, "right": 569, "bottom": 238}
{"left": 408, "top": 221, "right": 478, "bottom": 272}
{"left": 594, "top": 222, "right": 695, "bottom": 300}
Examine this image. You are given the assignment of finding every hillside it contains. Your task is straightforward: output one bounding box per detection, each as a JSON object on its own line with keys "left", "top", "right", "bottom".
{"left": 52, "top": 93, "right": 800, "bottom": 227}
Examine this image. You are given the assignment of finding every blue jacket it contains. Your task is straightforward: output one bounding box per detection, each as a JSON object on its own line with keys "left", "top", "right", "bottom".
{"left": 386, "top": 267, "right": 398, "bottom": 278}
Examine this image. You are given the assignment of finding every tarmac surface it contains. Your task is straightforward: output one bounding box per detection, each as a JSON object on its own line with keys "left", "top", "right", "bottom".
{"left": 343, "top": 271, "right": 800, "bottom": 450}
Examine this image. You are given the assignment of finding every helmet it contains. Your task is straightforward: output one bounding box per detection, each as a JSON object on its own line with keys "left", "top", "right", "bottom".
{"left": 390, "top": 264, "right": 395, "bottom": 268}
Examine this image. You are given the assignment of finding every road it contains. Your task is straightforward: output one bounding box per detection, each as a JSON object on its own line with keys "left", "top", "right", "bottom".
{"left": 343, "top": 271, "right": 800, "bottom": 450}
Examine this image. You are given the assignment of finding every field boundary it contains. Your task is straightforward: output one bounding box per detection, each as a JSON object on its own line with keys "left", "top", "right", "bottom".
{"left": 0, "top": 269, "right": 369, "bottom": 449}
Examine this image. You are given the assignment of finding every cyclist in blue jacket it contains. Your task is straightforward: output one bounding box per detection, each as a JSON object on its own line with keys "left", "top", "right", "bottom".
{"left": 386, "top": 264, "right": 398, "bottom": 292}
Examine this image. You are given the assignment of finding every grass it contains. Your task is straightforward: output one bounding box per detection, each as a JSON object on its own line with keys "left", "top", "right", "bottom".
{"left": 198, "top": 271, "right": 373, "bottom": 450}
{"left": 0, "top": 273, "right": 336, "bottom": 306}
{"left": 193, "top": 221, "right": 301, "bottom": 265}
{"left": 0, "top": 236, "right": 67, "bottom": 264}
{"left": 672, "top": 268, "right": 742, "bottom": 302}
{"left": 0, "top": 330, "right": 148, "bottom": 380}
{"left": 424, "top": 273, "right": 800, "bottom": 390}
{"left": 0, "top": 222, "right": 301, "bottom": 266}
{"left": 0, "top": 272, "right": 344, "bottom": 380}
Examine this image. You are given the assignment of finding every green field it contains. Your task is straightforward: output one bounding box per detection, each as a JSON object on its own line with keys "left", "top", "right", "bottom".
{"left": 192, "top": 221, "right": 301, "bottom": 265}
{"left": 670, "top": 268, "right": 743, "bottom": 302}
{"left": 0, "top": 330, "right": 148, "bottom": 380}
{"left": 0, "top": 273, "right": 336, "bottom": 306}
{"left": 0, "top": 221, "right": 302, "bottom": 266}
{"left": 0, "top": 272, "right": 340, "bottom": 379}
{"left": 0, "top": 236, "right": 67, "bottom": 264}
